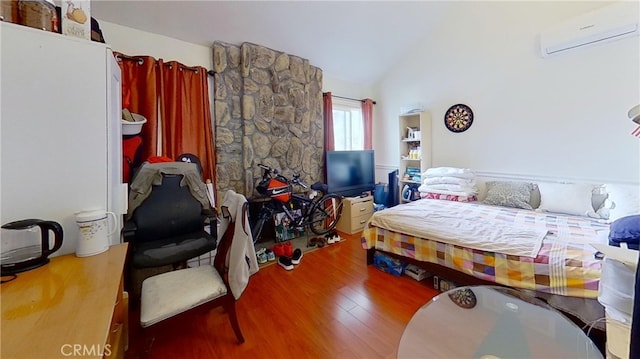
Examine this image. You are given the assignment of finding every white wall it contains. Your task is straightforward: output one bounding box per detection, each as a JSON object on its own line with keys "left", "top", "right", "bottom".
{"left": 323, "top": 74, "right": 374, "bottom": 100}
{"left": 373, "top": 1, "right": 640, "bottom": 185}
{"left": 100, "top": 20, "right": 212, "bottom": 68}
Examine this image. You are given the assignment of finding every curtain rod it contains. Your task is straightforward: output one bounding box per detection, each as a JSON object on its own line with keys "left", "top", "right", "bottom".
{"left": 116, "top": 54, "right": 214, "bottom": 75}
{"left": 329, "top": 94, "right": 377, "bottom": 105}
{"left": 162, "top": 62, "right": 200, "bottom": 73}
{"left": 115, "top": 54, "right": 144, "bottom": 65}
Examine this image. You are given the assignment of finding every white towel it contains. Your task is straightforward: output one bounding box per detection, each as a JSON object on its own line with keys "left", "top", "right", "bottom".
{"left": 418, "top": 186, "right": 477, "bottom": 197}
{"left": 423, "top": 167, "right": 475, "bottom": 179}
{"left": 423, "top": 176, "right": 476, "bottom": 187}
{"left": 420, "top": 184, "right": 478, "bottom": 193}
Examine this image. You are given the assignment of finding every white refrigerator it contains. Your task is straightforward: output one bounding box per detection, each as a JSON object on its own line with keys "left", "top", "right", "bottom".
{"left": 1, "top": 22, "right": 126, "bottom": 256}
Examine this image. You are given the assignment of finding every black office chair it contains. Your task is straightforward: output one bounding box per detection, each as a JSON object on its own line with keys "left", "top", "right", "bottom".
{"left": 124, "top": 160, "right": 217, "bottom": 298}
{"left": 139, "top": 198, "right": 248, "bottom": 351}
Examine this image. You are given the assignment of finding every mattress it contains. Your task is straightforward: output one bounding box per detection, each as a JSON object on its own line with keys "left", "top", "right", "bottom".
{"left": 362, "top": 199, "right": 610, "bottom": 298}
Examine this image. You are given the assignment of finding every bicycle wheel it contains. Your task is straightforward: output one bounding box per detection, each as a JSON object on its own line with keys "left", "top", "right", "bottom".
{"left": 250, "top": 205, "right": 272, "bottom": 244}
{"left": 309, "top": 194, "right": 343, "bottom": 235}
{"left": 250, "top": 216, "right": 266, "bottom": 244}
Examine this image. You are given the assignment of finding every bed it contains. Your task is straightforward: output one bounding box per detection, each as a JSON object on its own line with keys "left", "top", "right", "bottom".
{"left": 361, "top": 176, "right": 640, "bottom": 341}
{"left": 362, "top": 199, "right": 609, "bottom": 297}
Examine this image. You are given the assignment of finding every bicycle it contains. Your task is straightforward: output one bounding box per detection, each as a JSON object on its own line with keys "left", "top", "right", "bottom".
{"left": 250, "top": 164, "right": 344, "bottom": 244}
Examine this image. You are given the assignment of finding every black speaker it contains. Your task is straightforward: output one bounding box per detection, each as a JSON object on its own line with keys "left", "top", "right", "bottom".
{"left": 388, "top": 170, "right": 399, "bottom": 208}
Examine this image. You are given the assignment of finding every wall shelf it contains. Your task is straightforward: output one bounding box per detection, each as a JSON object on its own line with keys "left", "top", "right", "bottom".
{"left": 398, "top": 111, "right": 431, "bottom": 203}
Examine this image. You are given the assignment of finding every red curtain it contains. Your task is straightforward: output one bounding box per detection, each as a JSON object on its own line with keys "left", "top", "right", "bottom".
{"left": 158, "top": 60, "right": 216, "bottom": 186}
{"left": 323, "top": 92, "right": 335, "bottom": 152}
{"left": 115, "top": 53, "right": 159, "bottom": 162}
{"left": 362, "top": 98, "right": 374, "bottom": 150}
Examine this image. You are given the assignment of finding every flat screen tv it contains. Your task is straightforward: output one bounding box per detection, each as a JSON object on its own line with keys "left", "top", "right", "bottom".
{"left": 326, "top": 150, "right": 375, "bottom": 197}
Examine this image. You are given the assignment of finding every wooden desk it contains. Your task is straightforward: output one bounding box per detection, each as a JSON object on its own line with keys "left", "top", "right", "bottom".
{"left": 1, "top": 244, "right": 129, "bottom": 358}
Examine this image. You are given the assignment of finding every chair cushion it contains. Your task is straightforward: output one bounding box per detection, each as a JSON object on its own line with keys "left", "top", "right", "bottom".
{"left": 141, "top": 265, "right": 227, "bottom": 328}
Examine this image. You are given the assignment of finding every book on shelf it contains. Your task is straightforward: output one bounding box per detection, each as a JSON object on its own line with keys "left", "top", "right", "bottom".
{"left": 404, "top": 167, "right": 421, "bottom": 182}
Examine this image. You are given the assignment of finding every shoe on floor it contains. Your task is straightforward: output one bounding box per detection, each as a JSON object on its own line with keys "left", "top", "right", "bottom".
{"left": 291, "top": 248, "right": 303, "bottom": 265}
{"left": 271, "top": 243, "right": 286, "bottom": 257}
{"left": 256, "top": 248, "right": 267, "bottom": 264}
{"left": 278, "top": 256, "right": 294, "bottom": 270}
{"left": 326, "top": 233, "right": 336, "bottom": 244}
{"left": 284, "top": 241, "right": 294, "bottom": 257}
{"left": 309, "top": 237, "right": 325, "bottom": 248}
{"left": 266, "top": 249, "right": 276, "bottom": 262}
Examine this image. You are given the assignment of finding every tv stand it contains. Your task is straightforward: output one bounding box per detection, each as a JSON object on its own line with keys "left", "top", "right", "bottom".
{"left": 336, "top": 195, "right": 374, "bottom": 234}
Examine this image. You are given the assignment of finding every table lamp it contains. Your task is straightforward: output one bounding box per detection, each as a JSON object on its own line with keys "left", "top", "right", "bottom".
{"left": 629, "top": 104, "right": 640, "bottom": 137}
{"left": 629, "top": 104, "right": 640, "bottom": 124}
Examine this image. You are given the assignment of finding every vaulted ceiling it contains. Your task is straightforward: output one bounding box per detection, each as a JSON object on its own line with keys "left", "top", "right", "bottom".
{"left": 92, "top": 1, "right": 452, "bottom": 86}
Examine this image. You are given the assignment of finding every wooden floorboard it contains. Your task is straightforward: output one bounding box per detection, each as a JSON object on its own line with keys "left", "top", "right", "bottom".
{"left": 125, "top": 232, "right": 439, "bottom": 358}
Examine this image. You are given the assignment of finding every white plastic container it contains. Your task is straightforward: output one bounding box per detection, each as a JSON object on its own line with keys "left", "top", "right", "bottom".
{"left": 122, "top": 113, "right": 147, "bottom": 135}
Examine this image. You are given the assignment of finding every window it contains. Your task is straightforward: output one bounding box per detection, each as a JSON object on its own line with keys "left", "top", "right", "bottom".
{"left": 332, "top": 98, "right": 363, "bottom": 151}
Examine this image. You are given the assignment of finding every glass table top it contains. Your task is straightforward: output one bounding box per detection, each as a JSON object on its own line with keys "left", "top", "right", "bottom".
{"left": 398, "top": 286, "right": 603, "bottom": 359}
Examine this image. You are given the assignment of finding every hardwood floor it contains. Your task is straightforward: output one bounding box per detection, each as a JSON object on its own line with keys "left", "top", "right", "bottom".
{"left": 125, "top": 232, "right": 439, "bottom": 358}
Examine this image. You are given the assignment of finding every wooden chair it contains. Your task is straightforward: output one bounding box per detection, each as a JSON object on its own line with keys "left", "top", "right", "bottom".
{"left": 139, "top": 207, "right": 245, "bottom": 354}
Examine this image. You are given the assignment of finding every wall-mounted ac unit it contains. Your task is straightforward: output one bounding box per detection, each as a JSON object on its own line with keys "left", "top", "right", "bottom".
{"left": 540, "top": 1, "right": 639, "bottom": 58}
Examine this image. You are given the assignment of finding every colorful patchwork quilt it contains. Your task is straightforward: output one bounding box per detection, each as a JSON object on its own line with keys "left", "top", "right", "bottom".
{"left": 362, "top": 199, "right": 610, "bottom": 298}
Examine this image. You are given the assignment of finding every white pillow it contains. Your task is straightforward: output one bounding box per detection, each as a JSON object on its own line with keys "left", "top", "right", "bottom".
{"left": 537, "top": 182, "right": 598, "bottom": 217}
{"left": 606, "top": 183, "right": 640, "bottom": 222}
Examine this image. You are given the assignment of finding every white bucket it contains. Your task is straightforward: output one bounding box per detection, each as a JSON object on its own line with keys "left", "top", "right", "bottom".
{"left": 75, "top": 209, "right": 117, "bottom": 257}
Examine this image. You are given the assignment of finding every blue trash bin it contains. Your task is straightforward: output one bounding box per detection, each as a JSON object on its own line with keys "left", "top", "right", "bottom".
{"left": 374, "top": 183, "right": 388, "bottom": 205}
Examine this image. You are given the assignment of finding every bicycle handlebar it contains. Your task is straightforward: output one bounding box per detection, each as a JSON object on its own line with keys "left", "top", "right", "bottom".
{"left": 257, "top": 164, "right": 308, "bottom": 189}
{"left": 291, "top": 175, "right": 308, "bottom": 189}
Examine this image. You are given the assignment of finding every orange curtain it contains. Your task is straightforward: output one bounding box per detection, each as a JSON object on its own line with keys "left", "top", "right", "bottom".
{"left": 362, "top": 98, "right": 374, "bottom": 150}
{"left": 158, "top": 60, "right": 216, "bottom": 185}
{"left": 323, "top": 92, "right": 335, "bottom": 152}
{"left": 114, "top": 53, "right": 159, "bottom": 162}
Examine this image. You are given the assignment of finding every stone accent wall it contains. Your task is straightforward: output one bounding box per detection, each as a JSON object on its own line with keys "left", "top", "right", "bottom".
{"left": 213, "top": 41, "right": 324, "bottom": 200}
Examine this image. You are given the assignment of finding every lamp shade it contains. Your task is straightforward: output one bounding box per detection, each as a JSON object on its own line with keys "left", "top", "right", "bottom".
{"left": 629, "top": 104, "right": 640, "bottom": 124}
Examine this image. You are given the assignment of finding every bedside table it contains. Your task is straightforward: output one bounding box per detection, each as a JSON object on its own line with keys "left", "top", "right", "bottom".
{"left": 336, "top": 195, "right": 374, "bottom": 234}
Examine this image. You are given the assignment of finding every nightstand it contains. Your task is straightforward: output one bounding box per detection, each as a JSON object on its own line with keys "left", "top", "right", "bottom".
{"left": 336, "top": 195, "right": 374, "bottom": 234}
